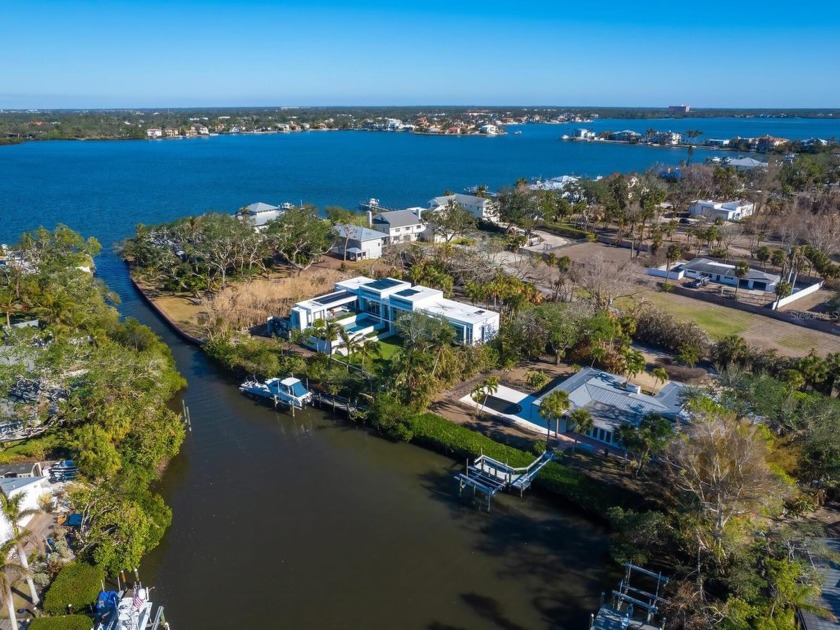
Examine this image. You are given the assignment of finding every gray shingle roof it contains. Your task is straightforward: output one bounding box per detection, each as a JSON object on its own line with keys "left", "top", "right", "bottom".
{"left": 333, "top": 225, "right": 388, "bottom": 242}
{"left": 372, "top": 209, "right": 423, "bottom": 229}
{"left": 684, "top": 258, "right": 780, "bottom": 284}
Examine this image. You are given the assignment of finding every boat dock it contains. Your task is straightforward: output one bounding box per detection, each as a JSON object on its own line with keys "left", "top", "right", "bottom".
{"left": 590, "top": 563, "right": 669, "bottom": 630}
{"left": 455, "top": 451, "right": 555, "bottom": 509}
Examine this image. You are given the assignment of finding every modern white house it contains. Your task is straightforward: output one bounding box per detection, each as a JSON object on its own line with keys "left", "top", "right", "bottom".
{"left": 288, "top": 276, "right": 500, "bottom": 352}
{"left": 145, "top": 128, "right": 163, "bottom": 138}
{"left": 0, "top": 475, "right": 51, "bottom": 544}
{"left": 332, "top": 225, "right": 388, "bottom": 260}
{"left": 532, "top": 367, "right": 686, "bottom": 447}
{"left": 688, "top": 199, "right": 755, "bottom": 222}
{"left": 651, "top": 131, "right": 681, "bottom": 145}
{"left": 683, "top": 257, "right": 780, "bottom": 292}
{"left": 370, "top": 208, "right": 426, "bottom": 245}
{"left": 428, "top": 193, "right": 499, "bottom": 221}
{"left": 479, "top": 124, "right": 499, "bottom": 135}
{"left": 236, "top": 201, "right": 286, "bottom": 230}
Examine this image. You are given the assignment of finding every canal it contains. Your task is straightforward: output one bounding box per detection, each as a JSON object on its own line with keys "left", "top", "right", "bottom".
{"left": 113, "top": 259, "right": 612, "bottom": 629}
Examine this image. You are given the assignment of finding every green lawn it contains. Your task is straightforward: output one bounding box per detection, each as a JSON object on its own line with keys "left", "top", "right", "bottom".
{"left": 375, "top": 337, "right": 403, "bottom": 361}
{"left": 640, "top": 291, "right": 754, "bottom": 340}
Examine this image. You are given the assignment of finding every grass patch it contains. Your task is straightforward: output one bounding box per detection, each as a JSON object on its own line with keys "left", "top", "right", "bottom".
{"left": 640, "top": 291, "right": 753, "bottom": 340}
{"left": 375, "top": 337, "right": 403, "bottom": 361}
{"left": 407, "top": 412, "right": 636, "bottom": 517}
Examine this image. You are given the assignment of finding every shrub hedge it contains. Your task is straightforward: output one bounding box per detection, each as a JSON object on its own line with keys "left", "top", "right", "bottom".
{"left": 538, "top": 221, "right": 591, "bottom": 240}
{"left": 29, "top": 615, "right": 94, "bottom": 630}
{"left": 407, "top": 413, "right": 633, "bottom": 517}
{"left": 42, "top": 562, "right": 104, "bottom": 616}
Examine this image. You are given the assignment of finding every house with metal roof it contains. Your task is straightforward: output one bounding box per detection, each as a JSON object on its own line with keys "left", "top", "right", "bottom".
{"left": 724, "top": 156, "right": 768, "bottom": 171}
{"left": 683, "top": 257, "right": 780, "bottom": 292}
{"left": 428, "top": 193, "right": 498, "bottom": 221}
{"left": 799, "top": 538, "right": 840, "bottom": 630}
{"left": 370, "top": 208, "right": 426, "bottom": 245}
{"left": 332, "top": 225, "right": 388, "bottom": 261}
{"left": 532, "top": 367, "right": 686, "bottom": 447}
{"left": 288, "top": 276, "right": 499, "bottom": 352}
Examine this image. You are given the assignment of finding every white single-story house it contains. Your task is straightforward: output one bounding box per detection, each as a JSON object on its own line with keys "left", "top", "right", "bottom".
{"left": 236, "top": 201, "right": 286, "bottom": 230}
{"left": 532, "top": 367, "right": 686, "bottom": 446}
{"left": 428, "top": 193, "right": 499, "bottom": 222}
{"left": 332, "top": 225, "right": 388, "bottom": 261}
{"left": 683, "top": 257, "right": 780, "bottom": 292}
{"left": 288, "top": 276, "right": 499, "bottom": 351}
{"left": 688, "top": 199, "right": 755, "bottom": 222}
{"left": 370, "top": 208, "right": 426, "bottom": 245}
{"left": 724, "top": 157, "right": 768, "bottom": 171}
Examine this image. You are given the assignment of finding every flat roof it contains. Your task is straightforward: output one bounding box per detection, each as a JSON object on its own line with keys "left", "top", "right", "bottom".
{"left": 367, "top": 278, "right": 405, "bottom": 291}
{"left": 391, "top": 286, "right": 443, "bottom": 302}
{"left": 420, "top": 297, "right": 498, "bottom": 325}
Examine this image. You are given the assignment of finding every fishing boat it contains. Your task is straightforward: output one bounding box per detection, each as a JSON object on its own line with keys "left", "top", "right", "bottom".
{"left": 239, "top": 376, "right": 312, "bottom": 408}
{"left": 95, "top": 586, "right": 167, "bottom": 630}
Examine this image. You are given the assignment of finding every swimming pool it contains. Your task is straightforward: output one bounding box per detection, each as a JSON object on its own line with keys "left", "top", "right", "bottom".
{"left": 345, "top": 315, "right": 376, "bottom": 334}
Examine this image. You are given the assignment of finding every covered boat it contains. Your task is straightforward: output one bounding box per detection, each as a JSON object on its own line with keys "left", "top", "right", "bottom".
{"left": 95, "top": 586, "right": 166, "bottom": 630}
{"left": 239, "top": 376, "right": 312, "bottom": 408}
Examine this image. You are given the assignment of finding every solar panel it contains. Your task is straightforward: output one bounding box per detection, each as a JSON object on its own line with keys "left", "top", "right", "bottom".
{"left": 313, "top": 290, "right": 353, "bottom": 306}
{"left": 367, "top": 278, "right": 404, "bottom": 291}
{"left": 395, "top": 288, "right": 421, "bottom": 297}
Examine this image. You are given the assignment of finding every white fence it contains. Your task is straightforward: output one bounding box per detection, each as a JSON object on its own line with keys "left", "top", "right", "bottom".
{"left": 773, "top": 280, "right": 824, "bottom": 310}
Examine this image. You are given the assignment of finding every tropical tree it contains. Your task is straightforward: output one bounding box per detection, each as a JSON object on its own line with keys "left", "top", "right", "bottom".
{"left": 538, "top": 389, "right": 570, "bottom": 444}
{"left": 652, "top": 367, "right": 668, "bottom": 388}
{"left": 427, "top": 199, "right": 476, "bottom": 244}
{"left": 755, "top": 245, "right": 771, "bottom": 270}
{"left": 0, "top": 537, "right": 26, "bottom": 630}
{"left": 0, "top": 494, "right": 38, "bottom": 605}
{"left": 734, "top": 260, "right": 749, "bottom": 297}
{"left": 615, "top": 413, "right": 674, "bottom": 476}
{"left": 774, "top": 281, "right": 793, "bottom": 309}
{"left": 337, "top": 328, "right": 363, "bottom": 370}
{"left": 622, "top": 348, "right": 646, "bottom": 384}
{"left": 355, "top": 338, "right": 382, "bottom": 371}
{"left": 567, "top": 407, "right": 593, "bottom": 451}
{"left": 665, "top": 243, "right": 682, "bottom": 275}
{"left": 525, "top": 370, "right": 549, "bottom": 390}
{"left": 313, "top": 319, "right": 342, "bottom": 357}
{"left": 471, "top": 376, "right": 499, "bottom": 419}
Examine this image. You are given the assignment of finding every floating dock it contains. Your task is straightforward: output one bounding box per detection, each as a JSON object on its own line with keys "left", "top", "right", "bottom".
{"left": 455, "top": 451, "right": 555, "bottom": 509}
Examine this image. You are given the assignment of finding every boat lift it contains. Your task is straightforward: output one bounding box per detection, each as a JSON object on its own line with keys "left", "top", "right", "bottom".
{"left": 455, "top": 450, "right": 555, "bottom": 510}
{"left": 590, "top": 563, "right": 669, "bottom": 630}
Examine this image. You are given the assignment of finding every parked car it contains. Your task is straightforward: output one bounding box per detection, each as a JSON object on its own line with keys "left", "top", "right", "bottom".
{"left": 688, "top": 277, "right": 710, "bottom": 288}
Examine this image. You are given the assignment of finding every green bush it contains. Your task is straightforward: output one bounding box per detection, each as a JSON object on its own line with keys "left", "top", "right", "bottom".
{"left": 42, "top": 562, "right": 104, "bottom": 615}
{"left": 29, "top": 616, "right": 94, "bottom": 630}
{"left": 538, "top": 221, "right": 590, "bottom": 240}
{"left": 407, "top": 413, "right": 632, "bottom": 516}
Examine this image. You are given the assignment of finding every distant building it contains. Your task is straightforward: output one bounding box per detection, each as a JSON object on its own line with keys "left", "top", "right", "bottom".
{"left": 754, "top": 135, "right": 788, "bottom": 152}
{"left": 146, "top": 128, "right": 163, "bottom": 138}
{"left": 724, "top": 156, "right": 768, "bottom": 171}
{"left": 667, "top": 104, "right": 691, "bottom": 113}
{"left": 652, "top": 131, "right": 681, "bottom": 145}
{"left": 370, "top": 208, "right": 425, "bottom": 245}
{"left": 704, "top": 138, "right": 730, "bottom": 148}
{"left": 574, "top": 128, "right": 594, "bottom": 139}
{"left": 683, "top": 257, "right": 779, "bottom": 292}
{"left": 236, "top": 201, "right": 284, "bottom": 230}
{"left": 479, "top": 124, "right": 499, "bottom": 135}
{"left": 688, "top": 199, "right": 755, "bottom": 222}
{"left": 532, "top": 367, "right": 686, "bottom": 446}
{"left": 428, "top": 193, "right": 498, "bottom": 221}
{"left": 332, "top": 225, "right": 388, "bottom": 260}
{"left": 610, "top": 130, "right": 643, "bottom": 142}
{"left": 163, "top": 127, "right": 179, "bottom": 138}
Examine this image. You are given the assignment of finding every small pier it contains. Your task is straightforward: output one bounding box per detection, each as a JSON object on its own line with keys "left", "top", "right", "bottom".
{"left": 590, "top": 563, "right": 669, "bottom": 630}
{"left": 455, "top": 451, "right": 555, "bottom": 509}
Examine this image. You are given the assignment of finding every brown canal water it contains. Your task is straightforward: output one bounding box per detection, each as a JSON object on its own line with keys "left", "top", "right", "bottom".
{"left": 121, "top": 277, "right": 613, "bottom": 630}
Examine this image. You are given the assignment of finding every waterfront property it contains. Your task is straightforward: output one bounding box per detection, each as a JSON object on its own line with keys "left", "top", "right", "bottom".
{"left": 287, "top": 276, "right": 500, "bottom": 352}
{"left": 370, "top": 208, "right": 426, "bottom": 245}
{"left": 428, "top": 193, "right": 499, "bottom": 221}
{"left": 332, "top": 225, "right": 388, "bottom": 260}
{"left": 683, "top": 257, "right": 780, "bottom": 292}
{"left": 236, "top": 201, "right": 286, "bottom": 230}
{"left": 533, "top": 368, "right": 686, "bottom": 447}
{"left": 688, "top": 199, "right": 755, "bottom": 222}
{"left": 724, "top": 156, "right": 768, "bottom": 171}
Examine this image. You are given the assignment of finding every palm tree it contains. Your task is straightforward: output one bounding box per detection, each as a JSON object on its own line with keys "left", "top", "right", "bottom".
{"left": 471, "top": 376, "right": 499, "bottom": 419}
{"left": 567, "top": 407, "right": 593, "bottom": 452}
{"left": 355, "top": 338, "right": 382, "bottom": 371}
{"left": 734, "top": 260, "right": 749, "bottom": 298}
{"left": 0, "top": 537, "right": 26, "bottom": 630}
{"left": 538, "top": 389, "right": 570, "bottom": 444}
{"left": 665, "top": 244, "right": 682, "bottom": 276}
{"left": 0, "top": 494, "right": 38, "bottom": 606}
{"left": 652, "top": 367, "right": 668, "bottom": 389}
{"left": 313, "top": 319, "right": 342, "bottom": 358}
{"left": 337, "top": 328, "right": 362, "bottom": 370}
{"left": 622, "top": 348, "right": 646, "bottom": 384}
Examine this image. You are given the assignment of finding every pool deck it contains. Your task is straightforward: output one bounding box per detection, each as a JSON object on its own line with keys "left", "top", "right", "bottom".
{"left": 460, "top": 385, "right": 579, "bottom": 447}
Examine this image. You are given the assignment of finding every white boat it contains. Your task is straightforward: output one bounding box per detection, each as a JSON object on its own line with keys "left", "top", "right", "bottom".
{"left": 239, "top": 376, "right": 312, "bottom": 408}
{"left": 359, "top": 198, "right": 381, "bottom": 211}
{"left": 95, "top": 587, "right": 166, "bottom": 630}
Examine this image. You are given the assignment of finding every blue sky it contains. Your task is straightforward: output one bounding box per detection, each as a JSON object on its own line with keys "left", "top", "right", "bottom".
{"left": 2, "top": 0, "right": 839, "bottom": 108}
